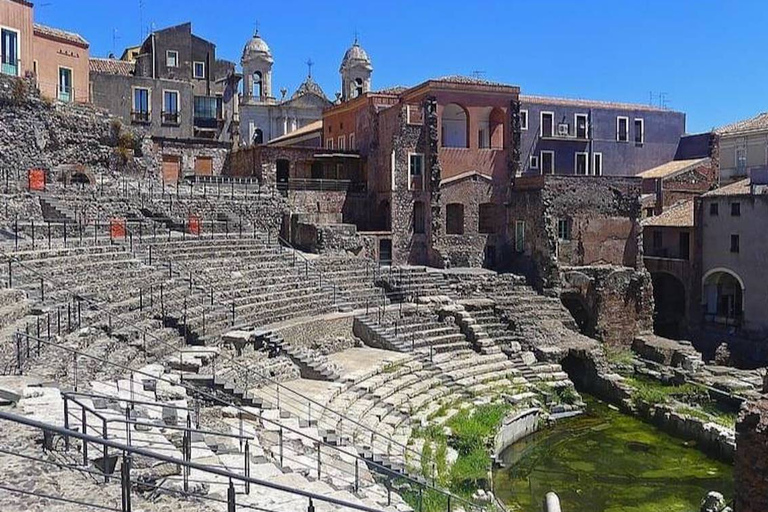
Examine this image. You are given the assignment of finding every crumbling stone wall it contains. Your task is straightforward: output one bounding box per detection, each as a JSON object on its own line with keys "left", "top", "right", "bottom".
{"left": 150, "top": 138, "right": 231, "bottom": 178}
{"left": 0, "top": 74, "right": 153, "bottom": 178}
{"left": 561, "top": 266, "right": 654, "bottom": 347}
{"left": 434, "top": 176, "right": 497, "bottom": 267}
{"left": 735, "top": 398, "right": 768, "bottom": 512}
{"left": 389, "top": 103, "right": 430, "bottom": 265}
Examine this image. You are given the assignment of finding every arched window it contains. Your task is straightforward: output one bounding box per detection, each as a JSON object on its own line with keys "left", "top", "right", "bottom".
{"left": 478, "top": 203, "right": 498, "bottom": 234}
{"left": 253, "top": 128, "right": 263, "bottom": 145}
{"left": 441, "top": 103, "right": 469, "bottom": 148}
{"left": 253, "top": 71, "right": 263, "bottom": 98}
{"left": 413, "top": 201, "right": 426, "bottom": 234}
{"left": 446, "top": 203, "right": 464, "bottom": 234}
{"left": 354, "top": 77, "right": 364, "bottom": 98}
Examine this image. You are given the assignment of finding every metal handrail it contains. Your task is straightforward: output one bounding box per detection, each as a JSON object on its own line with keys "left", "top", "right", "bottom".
{"left": 0, "top": 410, "right": 391, "bottom": 512}
{"left": 0, "top": 211, "right": 446, "bottom": 506}
{"left": 13, "top": 331, "right": 482, "bottom": 512}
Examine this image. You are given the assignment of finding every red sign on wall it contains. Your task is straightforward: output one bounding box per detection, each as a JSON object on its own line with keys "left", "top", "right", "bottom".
{"left": 189, "top": 215, "right": 201, "bottom": 235}
{"left": 28, "top": 168, "right": 46, "bottom": 191}
{"left": 110, "top": 218, "right": 126, "bottom": 240}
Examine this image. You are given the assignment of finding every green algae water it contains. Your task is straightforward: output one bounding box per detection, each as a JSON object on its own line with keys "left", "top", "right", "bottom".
{"left": 493, "top": 398, "right": 733, "bottom": 512}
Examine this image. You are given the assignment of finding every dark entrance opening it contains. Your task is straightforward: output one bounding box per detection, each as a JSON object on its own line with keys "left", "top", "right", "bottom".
{"left": 379, "top": 239, "right": 392, "bottom": 265}
{"left": 484, "top": 245, "right": 496, "bottom": 269}
{"left": 253, "top": 128, "right": 264, "bottom": 145}
{"left": 652, "top": 272, "right": 686, "bottom": 339}
{"left": 276, "top": 159, "right": 290, "bottom": 189}
{"left": 560, "top": 292, "right": 594, "bottom": 336}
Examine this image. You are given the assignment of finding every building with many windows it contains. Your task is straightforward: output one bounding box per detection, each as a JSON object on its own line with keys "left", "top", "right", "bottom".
{"left": 715, "top": 112, "right": 768, "bottom": 185}
{"left": 1, "top": 0, "right": 89, "bottom": 103}
{"left": 519, "top": 96, "right": 686, "bottom": 177}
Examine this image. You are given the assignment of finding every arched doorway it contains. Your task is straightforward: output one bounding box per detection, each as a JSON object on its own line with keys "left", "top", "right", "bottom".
{"left": 652, "top": 272, "right": 686, "bottom": 339}
{"left": 560, "top": 292, "right": 594, "bottom": 336}
{"left": 702, "top": 269, "right": 744, "bottom": 327}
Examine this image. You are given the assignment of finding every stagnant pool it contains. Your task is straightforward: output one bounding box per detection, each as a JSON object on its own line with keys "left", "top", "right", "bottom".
{"left": 493, "top": 398, "right": 733, "bottom": 512}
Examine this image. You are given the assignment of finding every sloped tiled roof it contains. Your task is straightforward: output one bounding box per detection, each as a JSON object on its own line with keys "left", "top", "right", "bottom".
{"left": 703, "top": 179, "right": 752, "bottom": 197}
{"left": 521, "top": 94, "right": 673, "bottom": 112}
{"left": 267, "top": 120, "right": 323, "bottom": 146}
{"left": 89, "top": 58, "right": 135, "bottom": 76}
{"left": 638, "top": 158, "right": 710, "bottom": 179}
{"left": 33, "top": 23, "right": 88, "bottom": 47}
{"left": 715, "top": 112, "right": 768, "bottom": 136}
{"left": 642, "top": 201, "right": 694, "bottom": 228}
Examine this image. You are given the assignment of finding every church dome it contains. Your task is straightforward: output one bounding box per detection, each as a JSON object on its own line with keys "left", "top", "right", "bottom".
{"left": 242, "top": 31, "right": 273, "bottom": 64}
{"left": 340, "top": 42, "right": 372, "bottom": 71}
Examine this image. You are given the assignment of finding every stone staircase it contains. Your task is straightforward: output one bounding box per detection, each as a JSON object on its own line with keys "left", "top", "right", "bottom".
{"left": 37, "top": 193, "right": 78, "bottom": 223}
{"left": 377, "top": 266, "right": 453, "bottom": 302}
{"left": 259, "top": 330, "right": 341, "bottom": 382}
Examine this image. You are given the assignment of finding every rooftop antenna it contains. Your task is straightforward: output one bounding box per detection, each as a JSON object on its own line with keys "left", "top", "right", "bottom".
{"left": 306, "top": 58, "right": 314, "bottom": 78}
{"left": 471, "top": 70, "right": 485, "bottom": 80}
{"left": 112, "top": 28, "right": 120, "bottom": 57}
{"left": 254, "top": 20, "right": 260, "bottom": 35}
{"left": 353, "top": 29, "right": 359, "bottom": 45}
{"left": 138, "top": 0, "right": 144, "bottom": 40}
{"left": 659, "top": 92, "right": 670, "bottom": 110}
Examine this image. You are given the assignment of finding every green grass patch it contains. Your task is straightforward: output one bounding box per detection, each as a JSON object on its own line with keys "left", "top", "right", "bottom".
{"left": 624, "top": 376, "right": 709, "bottom": 406}
{"left": 605, "top": 346, "right": 635, "bottom": 366}
{"left": 447, "top": 403, "right": 510, "bottom": 456}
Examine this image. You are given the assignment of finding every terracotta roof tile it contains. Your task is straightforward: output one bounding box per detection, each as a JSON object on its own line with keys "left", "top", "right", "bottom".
{"left": 637, "top": 158, "right": 711, "bottom": 179}
{"left": 520, "top": 94, "right": 676, "bottom": 113}
{"left": 714, "top": 112, "right": 768, "bottom": 136}
{"left": 703, "top": 179, "right": 752, "bottom": 197}
{"left": 642, "top": 201, "right": 694, "bottom": 228}
{"left": 33, "top": 23, "right": 88, "bottom": 47}
{"left": 89, "top": 58, "right": 135, "bottom": 76}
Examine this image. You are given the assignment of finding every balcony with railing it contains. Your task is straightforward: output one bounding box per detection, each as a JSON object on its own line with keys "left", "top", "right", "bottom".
{"left": 130, "top": 111, "right": 151, "bottom": 124}
{"left": 161, "top": 111, "right": 181, "bottom": 126}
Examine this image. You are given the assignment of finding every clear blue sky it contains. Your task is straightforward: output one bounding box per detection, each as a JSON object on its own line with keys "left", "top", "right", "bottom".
{"left": 36, "top": 0, "right": 767, "bottom": 133}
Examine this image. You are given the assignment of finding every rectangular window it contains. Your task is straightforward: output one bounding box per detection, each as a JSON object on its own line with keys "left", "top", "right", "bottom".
{"left": 326, "top": 138, "right": 333, "bottom": 150}
{"left": 409, "top": 153, "right": 424, "bottom": 176}
{"left": 132, "top": 87, "right": 150, "bottom": 122}
{"left": 193, "top": 61, "right": 205, "bottom": 79}
{"left": 58, "top": 67, "right": 72, "bottom": 102}
{"left": 162, "top": 90, "right": 179, "bottom": 124}
{"left": 736, "top": 148, "right": 747, "bottom": 172}
{"left": 634, "top": 118, "right": 644, "bottom": 144}
{"left": 710, "top": 202, "right": 719, "bottom": 216}
{"left": 541, "top": 151, "right": 554, "bottom": 175}
{"left": 575, "top": 114, "right": 588, "bottom": 139}
{"left": 730, "top": 234, "right": 740, "bottom": 254}
{"left": 478, "top": 203, "right": 497, "bottom": 234}
{"left": 592, "top": 153, "right": 603, "bottom": 176}
{"left": 349, "top": 132, "right": 356, "bottom": 150}
{"left": 478, "top": 123, "right": 490, "bottom": 148}
{"left": 1, "top": 28, "right": 20, "bottom": 76}
{"left": 617, "top": 116, "right": 629, "bottom": 142}
{"left": 515, "top": 221, "right": 525, "bottom": 253}
{"left": 166, "top": 50, "right": 178, "bottom": 68}
{"left": 557, "top": 219, "right": 571, "bottom": 240}
{"left": 541, "top": 112, "right": 554, "bottom": 138}
{"left": 520, "top": 109, "right": 528, "bottom": 130}
{"left": 731, "top": 202, "right": 741, "bottom": 216}
{"left": 653, "top": 230, "right": 663, "bottom": 251}
{"left": 679, "top": 232, "right": 690, "bottom": 260}
{"left": 338, "top": 136, "right": 345, "bottom": 151}
{"left": 574, "top": 152, "right": 588, "bottom": 175}
{"left": 529, "top": 155, "right": 539, "bottom": 170}
{"left": 193, "top": 96, "right": 219, "bottom": 127}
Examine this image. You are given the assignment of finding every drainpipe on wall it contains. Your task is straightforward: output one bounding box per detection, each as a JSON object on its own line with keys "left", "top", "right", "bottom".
{"left": 151, "top": 33, "right": 156, "bottom": 79}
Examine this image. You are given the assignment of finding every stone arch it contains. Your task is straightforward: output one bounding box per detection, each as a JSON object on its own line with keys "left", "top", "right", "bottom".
{"left": 702, "top": 268, "right": 745, "bottom": 325}
{"left": 441, "top": 103, "right": 469, "bottom": 148}
{"left": 651, "top": 271, "right": 687, "bottom": 339}
{"left": 253, "top": 71, "right": 263, "bottom": 98}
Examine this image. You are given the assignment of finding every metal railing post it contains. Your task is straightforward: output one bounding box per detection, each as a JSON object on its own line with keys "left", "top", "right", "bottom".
{"left": 82, "top": 408, "right": 88, "bottom": 465}
{"left": 121, "top": 452, "right": 132, "bottom": 512}
{"left": 227, "top": 479, "right": 236, "bottom": 512}
{"left": 245, "top": 439, "right": 250, "bottom": 495}
{"left": 63, "top": 395, "right": 70, "bottom": 451}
